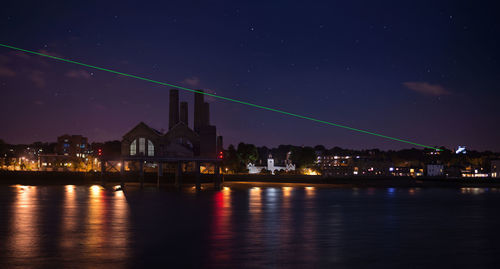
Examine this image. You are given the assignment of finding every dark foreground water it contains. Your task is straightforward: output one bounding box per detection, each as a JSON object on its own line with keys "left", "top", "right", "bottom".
{"left": 0, "top": 185, "right": 499, "bottom": 268}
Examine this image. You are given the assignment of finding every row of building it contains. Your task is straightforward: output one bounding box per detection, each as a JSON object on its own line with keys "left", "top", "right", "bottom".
{"left": 1, "top": 89, "right": 224, "bottom": 172}
{"left": 315, "top": 154, "right": 498, "bottom": 178}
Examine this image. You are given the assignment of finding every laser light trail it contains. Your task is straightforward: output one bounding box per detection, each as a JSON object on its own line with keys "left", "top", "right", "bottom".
{"left": 0, "top": 43, "right": 442, "bottom": 151}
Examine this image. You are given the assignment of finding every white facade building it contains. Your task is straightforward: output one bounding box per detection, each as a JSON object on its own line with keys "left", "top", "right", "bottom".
{"left": 426, "top": 164, "right": 444, "bottom": 177}
{"left": 247, "top": 154, "right": 295, "bottom": 175}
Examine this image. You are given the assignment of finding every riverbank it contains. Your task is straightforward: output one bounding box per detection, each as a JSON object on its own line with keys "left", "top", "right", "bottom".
{"left": 1, "top": 170, "right": 500, "bottom": 188}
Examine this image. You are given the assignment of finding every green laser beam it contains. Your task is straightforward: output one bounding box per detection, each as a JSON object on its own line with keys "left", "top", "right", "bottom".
{"left": 0, "top": 43, "right": 442, "bottom": 151}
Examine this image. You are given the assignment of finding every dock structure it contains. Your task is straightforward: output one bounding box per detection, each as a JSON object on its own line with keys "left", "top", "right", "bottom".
{"left": 99, "top": 156, "right": 222, "bottom": 190}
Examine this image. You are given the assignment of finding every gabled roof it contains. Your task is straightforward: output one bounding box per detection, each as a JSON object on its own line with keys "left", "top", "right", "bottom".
{"left": 164, "top": 122, "right": 199, "bottom": 142}
{"left": 123, "top": 122, "right": 163, "bottom": 140}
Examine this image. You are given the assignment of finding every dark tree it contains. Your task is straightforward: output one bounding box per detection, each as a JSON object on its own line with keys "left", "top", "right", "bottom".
{"left": 291, "top": 146, "right": 317, "bottom": 169}
{"left": 237, "top": 143, "right": 259, "bottom": 167}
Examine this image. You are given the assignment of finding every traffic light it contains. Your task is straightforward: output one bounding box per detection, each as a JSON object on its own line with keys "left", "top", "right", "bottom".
{"left": 97, "top": 148, "right": 102, "bottom": 156}
{"left": 217, "top": 151, "right": 223, "bottom": 160}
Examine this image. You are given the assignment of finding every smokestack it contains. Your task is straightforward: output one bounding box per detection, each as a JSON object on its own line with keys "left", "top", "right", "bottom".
{"left": 169, "top": 89, "right": 179, "bottom": 129}
{"left": 217, "top": 136, "right": 223, "bottom": 153}
{"left": 180, "top": 101, "right": 188, "bottom": 126}
{"left": 203, "top": 102, "right": 210, "bottom": 126}
{"left": 194, "top": 90, "right": 204, "bottom": 133}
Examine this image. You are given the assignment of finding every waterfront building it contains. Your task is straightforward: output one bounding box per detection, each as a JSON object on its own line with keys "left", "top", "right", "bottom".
{"left": 38, "top": 154, "right": 88, "bottom": 172}
{"left": 460, "top": 166, "right": 489, "bottom": 178}
{"left": 426, "top": 164, "right": 444, "bottom": 177}
{"left": 317, "top": 154, "right": 396, "bottom": 176}
{"left": 492, "top": 160, "right": 500, "bottom": 178}
{"left": 121, "top": 89, "right": 222, "bottom": 159}
{"left": 56, "top": 135, "right": 89, "bottom": 158}
{"left": 247, "top": 153, "right": 296, "bottom": 175}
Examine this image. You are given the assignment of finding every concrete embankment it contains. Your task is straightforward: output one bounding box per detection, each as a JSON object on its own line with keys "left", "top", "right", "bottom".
{"left": 1, "top": 170, "right": 499, "bottom": 188}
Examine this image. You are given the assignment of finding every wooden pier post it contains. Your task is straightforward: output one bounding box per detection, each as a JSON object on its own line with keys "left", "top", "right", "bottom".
{"left": 175, "top": 161, "right": 182, "bottom": 190}
{"left": 157, "top": 162, "right": 163, "bottom": 189}
{"left": 195, "top": 161, "right": 201, "bottom": 191}
{"left": 139, "top": 160, "right": 144, "bottom": 189}
{"left": 100, "top": 159, "right": 105, "bottom": 186}
{"left": 214, "top": 162, "right": 221, "bottom": 190}
{"left": 120, "top": 160, "right": 125, "bottom": 188}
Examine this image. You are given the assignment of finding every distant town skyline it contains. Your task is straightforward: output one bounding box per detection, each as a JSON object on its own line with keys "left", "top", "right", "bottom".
{"left": 1, "top": 1, "right": 499, "bottom": 150}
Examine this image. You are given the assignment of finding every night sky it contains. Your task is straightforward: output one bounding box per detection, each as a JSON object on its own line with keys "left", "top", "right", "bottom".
{"left": 1, "top": 1, "right": 499, "bottom": 151}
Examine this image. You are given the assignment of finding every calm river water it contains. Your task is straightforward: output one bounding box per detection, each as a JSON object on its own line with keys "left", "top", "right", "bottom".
{"left": 0, "top": 184, "right": 499, "bottom": 268}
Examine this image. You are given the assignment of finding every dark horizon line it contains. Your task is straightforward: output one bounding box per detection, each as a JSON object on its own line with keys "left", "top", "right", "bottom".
{"left": 2, "top": 137, "right": 499, "bottom": 154}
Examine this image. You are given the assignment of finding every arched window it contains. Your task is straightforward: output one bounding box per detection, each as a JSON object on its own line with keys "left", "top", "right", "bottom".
{"left": 148, "top": 140, "right": 154, "bottom": 156}
{"left": 130, "top": 140, "right": 137, "bottom": 156}
{"left": 139, "top": 138, "right": 146, "bottom": 155}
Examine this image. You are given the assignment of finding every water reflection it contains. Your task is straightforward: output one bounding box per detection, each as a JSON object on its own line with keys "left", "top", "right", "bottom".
{"left": 2, "top": 185, "right": 500, "bottom": 267}
{"left": 3, "top": 185, "right": 129, "bottom": 267}
{"left": 305, "top": 186, "right": 316, "bottom": 196}
{"left": 461, "top": 187, "right": 487, "bottom": 195}
{"left": 210, "top": 186, "right": 233, "bottom": 264}
{"left": 61, "top": 185, "right": 78, "bottom": 250}
{"left": 302, "top": 185, "right": 318, "bottom": 264}
{"left": 8, "top": 185, "right": 39, "bottom": 261}
{"left": 280, "top": 186, "right": 293, "bottom": 255}
{"left": 249, "top": 187, "right": 262, "bottom": 214}
{"left": 84, "top": 185, "right": 129, "bottom": 261}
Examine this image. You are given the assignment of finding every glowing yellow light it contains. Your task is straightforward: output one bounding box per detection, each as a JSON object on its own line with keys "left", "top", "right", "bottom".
{"left": 303, "top": 168, "right": 319, "bottom": 175}
{"left": 66, "top": 185, "right": 75, "bottom": 192}
{"left": 282, "top": 186, "right": 292, "bottom": 197}
{"left": 223, "top": 187, "right": 230, "bottom": 191}
{"left": 90, "top": 185, "right": 102, "bottom": 193}
{"left": 251, "top": 187, "right": 261, "bottom": 193}
{"left": 15, "top": 184, "right": 30, "bottom": 191}
{"left": 305, "top": 186, "right": 315, "bottom": 190}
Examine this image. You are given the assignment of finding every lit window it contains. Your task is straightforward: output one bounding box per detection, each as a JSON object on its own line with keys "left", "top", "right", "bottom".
{"left": 130, "top": 140, "right": 137, "bottom": 156}
{"left": 147, "top": 140, "right": 154, "bottom": 156}
{"left": 139, "top": 138, "right": 146, "bottom": 155}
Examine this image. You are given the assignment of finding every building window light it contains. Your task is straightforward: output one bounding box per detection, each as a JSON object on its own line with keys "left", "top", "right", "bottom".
{"left": 130, "top": 140, "right": 137, "bottom": 156}
{"left": 139, "top": 138, "right": 146, "bottom": 155}
{"left": 147, "top": 140, "right": 154, "bottom": 156}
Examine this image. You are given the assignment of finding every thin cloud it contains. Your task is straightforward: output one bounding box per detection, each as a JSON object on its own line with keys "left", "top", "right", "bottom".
{"left": 9, "top": 51, "right": 31, "bottom": 60}
{"left": 66, "top": 69, "right": 91, "bottom": 79}
{"left": 38, "top": 49, "right": 64, "bottom": 58}
{"left": 0, "top": 66, "right": 16, "bottom": 77}
{"left": 29, "top": 70, "right": 45, "bottom": 88}
{"left": 0, "top": 54, "right": 10, "bottom": 63}
{"left": 181, "top": 76, "right": 200, "bottom": 87}
{"left": 403, "top": 81, "right": 451, "bottom": 96}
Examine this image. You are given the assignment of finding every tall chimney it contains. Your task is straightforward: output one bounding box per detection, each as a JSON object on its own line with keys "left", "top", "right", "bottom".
{"left": 217, "top": 136, "right": 223, "bottom": 153}
{"left": 203, "top": 102, "right": 210, "bottom": 126}
{"left": 194, "top": 90, "right": 204, "bottom": 133}
{"left": 180, "top": 101, "right": 188, "bottom": 126}
{"left": 169, "top": 89, "right": 179, "bottom": 129}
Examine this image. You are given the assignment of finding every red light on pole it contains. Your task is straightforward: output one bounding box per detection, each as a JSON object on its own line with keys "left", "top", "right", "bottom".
{"left": 98, "top": 148, "right": 102, "bottom": 156}
{"left": 217, "top": 151, "right": 223, "bottom": 160}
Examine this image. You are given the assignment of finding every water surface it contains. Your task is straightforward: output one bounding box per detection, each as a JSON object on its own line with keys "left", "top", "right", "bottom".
{"left": 0, "top": 185, "right": 499, "bottom": 268}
